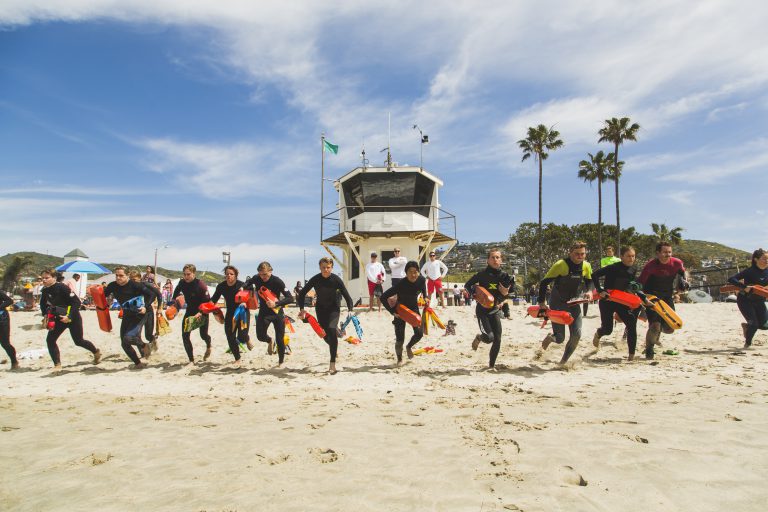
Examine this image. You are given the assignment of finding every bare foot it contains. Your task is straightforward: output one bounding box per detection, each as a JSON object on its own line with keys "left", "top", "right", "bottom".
{"left": 627, "top": 354, "right": 635, "bottom": 361}
{"left": 132, "top": 362, "right": 147, "bottom": 370}
{"left": 204, "top": 346, "right": 212, "bottom": 361}
{"left": 267, "top": 339, "right": 274, "bottom": 355}
{"left": 93, "top": 349, "right": 102, "bottom": 365}
{"left": 396, "top": 359, "right": 404, "bottom": 367}
{"left": 10, "top": 362, "right": 20, "bottom": 370}
{"left": 231, "top": 359, "right": 242, "bottom": 367}
{"left": 141, "top": 344, "right": 151, "bottom": 359}
{"left": 185, "top": 359, "right": 195, "bottom": 366}
{"left": 406, "top": 347, "right": 414, "bottom": 360}
{"left": 53, "top": 363, "right": 62, "bottom": 372}
{"left": 246, "top": 341, "right": 254, "bottom": 351}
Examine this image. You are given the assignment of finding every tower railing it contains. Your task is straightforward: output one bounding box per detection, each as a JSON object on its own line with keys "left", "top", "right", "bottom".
{"left": 321, "top": 205, "right": 457, "bottom": 242}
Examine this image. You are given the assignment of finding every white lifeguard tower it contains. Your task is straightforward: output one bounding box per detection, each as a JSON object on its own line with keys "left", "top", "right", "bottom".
{"left": 320, "top": 164, "right": 457, "bottom": 303}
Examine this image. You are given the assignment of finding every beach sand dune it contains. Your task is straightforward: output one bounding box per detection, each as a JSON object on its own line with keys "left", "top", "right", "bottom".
{"left": 1, "top": 303, "right": 767, "bottom": 511}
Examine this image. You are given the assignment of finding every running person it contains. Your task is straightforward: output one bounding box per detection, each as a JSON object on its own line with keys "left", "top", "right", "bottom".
{"left": 538, "top": 241, "right": 593, "bottom": 365}
{"left": 591, "top": 246, "right": 643, "bottom": 360}
{"left": 210, "top": 265, "right": 252, "bottom": 365}
{"left": 727, "top": 248, "right": 768, "bottom": 348}
{"left": 104, "top": 266, "right": 161, "bottom": 368}
{"left": 39, "top": 269, "right": 101, "bottom": 370}
{"left": 380, "top": 261, "right": 428, "bottom": 365}
{"left": 296, "top": 257, "right": 354, "bottom": 374}
{"left": 244, "top": 262, "right": 294, "bottom": 367}
{"left": 129, "top": 270, "right": 158, "bottom": 349}
{"left": 638, "top": 242, "right": 688, "bottom": 359}
{"left": 0, "top": 289, "right": 18, "bottom": 369}
{"left": 421, "top": 251, "right": 449, "bottom": 307}
{"left": 464, "top": 248, "right": 513, "bottom": 369}
{"left": 172, "top": 264, "right": 212, "bottom": 364}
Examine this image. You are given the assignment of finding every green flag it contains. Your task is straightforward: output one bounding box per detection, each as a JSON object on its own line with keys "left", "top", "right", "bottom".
{"left": 323, "top": 139, "right": 339, "bottom": 154}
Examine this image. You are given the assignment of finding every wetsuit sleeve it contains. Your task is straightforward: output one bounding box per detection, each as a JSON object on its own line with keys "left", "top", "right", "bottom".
{"left": 728, "top": 269, "right": 749, "bottom": 289}
{"left": 583, "top": 262, "right": 593, "bottom": 289}
{"left": 172, "top": 282, "right": 182, "bottom": 300}
{"left": 275, "top": 279, "right": 294, "bottom": 308}
{"left": 0, "top": 290, "right": 12, "bottom": 310}
{"left": 538, "top": 260, "right": 567, "bottom": 303}
{"left": 210, "top": 283, "right": 223, "bottom": 304}
{"left": 142, "top": 282, "right": 162, "bottom": 303}
{"left": 591, "top": 265, "right": 609, "bottom": 293}
{"left": 380, "top": 280, "right": 401, "bottom": 315}
{"left": 464, "top": 272, "right": 480, "bottom": 293}
{"left": 676, "top": 260, "right": 689, "bottom": 290}
{"left": 336, "top": 275, "right": 354, "bottom": 310}
{"left": 40, "top": 288, "right": 50, "bottom": 313}
{"left": 296, "top": 276, "right": 316, "bottom": 311}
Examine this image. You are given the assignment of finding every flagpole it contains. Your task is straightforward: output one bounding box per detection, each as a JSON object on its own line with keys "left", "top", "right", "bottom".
{"left": 321, "top": 133, "right": 325, "bottom": 243}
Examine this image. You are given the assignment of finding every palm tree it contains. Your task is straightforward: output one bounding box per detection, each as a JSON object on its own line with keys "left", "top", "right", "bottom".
{"left": 598, "top": 117, "right": 640, "bottom": 248}
{"left": 577, "top": 150, "right": 614, "bottom": 257}
{"left": 651, "top": 223, "right": 683, "bottom": 245}
{"left": 1, "top": 255, "right": 32, "bottom": 293}
{"left": 518, "top": 124, "right": 564, "bottom": 276}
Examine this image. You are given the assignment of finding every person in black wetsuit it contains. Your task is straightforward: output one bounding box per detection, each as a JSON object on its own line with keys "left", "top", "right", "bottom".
{"left": 380, "top": 261, "right": 428, "bottom": 365}
{"left": 244, "top": 262, "right": 294, "bottom": 367}
{"left": 638, "top": 242, "right": 688, "bottom": 359}
{"left": 728, "top": 248, "right": 768, "bottom": 348}
{"left": 537, "top": 241, "right": 593, "bottom": 365}
{"left": 464, "top": 248, "right": 513, "bottom": 370}
{"left": 172, "top": 263, "right": 213, "bottom": 364}
{"left": 296, "top": 257, "right": 354, "bottom": 374}
{"left": 0, "top": 289, "right": 18, "bottom": 370}
{"left": 39, "top": 269, "right": 101, "bottom": 370}
{"left": 210, "top": 265, "right": 252, "bottom": 365}
{"left": 104, "top": 266, "right": 161, "bottom": 368}
{"left": 590, "top": 246, "right": 645, "bottom": 360}
{"left": 130, "top": 270, "right": 158, "bottom": 350}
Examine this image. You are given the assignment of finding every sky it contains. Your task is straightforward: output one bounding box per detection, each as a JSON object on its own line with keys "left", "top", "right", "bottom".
{"left": 1, "top": 1, "right": 767, "bottom": 284}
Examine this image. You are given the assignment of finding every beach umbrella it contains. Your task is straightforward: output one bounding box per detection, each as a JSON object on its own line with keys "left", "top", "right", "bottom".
{"left": 55, "top": 260, "right": 111, "bottom": 274}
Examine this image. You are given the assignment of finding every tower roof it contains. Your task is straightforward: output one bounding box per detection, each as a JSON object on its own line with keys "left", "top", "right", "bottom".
{"left": 64, "top": 248, "right": 89, "bottom": 258}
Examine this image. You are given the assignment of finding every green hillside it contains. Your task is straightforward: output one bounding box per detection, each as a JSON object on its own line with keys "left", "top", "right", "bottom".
{"left": 0, "top": 252, "right": 224, "bottom": 283}
{"left": 674, "top": 240, "right": 750, "bottom": 262}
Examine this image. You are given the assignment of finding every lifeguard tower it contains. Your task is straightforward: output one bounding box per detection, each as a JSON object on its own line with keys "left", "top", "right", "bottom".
{"left": 320, "top": 164, "right": 457, "bottom": 303}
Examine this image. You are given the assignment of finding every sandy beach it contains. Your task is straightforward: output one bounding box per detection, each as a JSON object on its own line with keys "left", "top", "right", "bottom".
{"left": 1, "top": 302, "right": 767, "bottom": 511}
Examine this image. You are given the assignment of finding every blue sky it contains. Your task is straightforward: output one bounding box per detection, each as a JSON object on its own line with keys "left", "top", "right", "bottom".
{"left": 1, "top": 1, "right": 766, "bottom": 284}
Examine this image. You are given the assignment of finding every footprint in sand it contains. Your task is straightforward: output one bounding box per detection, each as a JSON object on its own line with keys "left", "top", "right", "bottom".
{"left": 309, "top": 448, "right": 338, "bottom": 463}
{"left": 557, "top": 465, "right": 588, "bottom": 486}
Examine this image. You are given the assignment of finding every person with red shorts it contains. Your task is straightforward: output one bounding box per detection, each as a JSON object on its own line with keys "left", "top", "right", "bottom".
{"left": 365, "top": 252, "right": 386, "bottom": 312}
{"left": 421, "top": 251, "right": 448, "bottom": 307}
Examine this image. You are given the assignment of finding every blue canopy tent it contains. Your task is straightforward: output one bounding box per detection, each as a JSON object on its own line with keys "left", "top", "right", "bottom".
{"left": 55, "top": 260, "right": 111, "bottom": 274}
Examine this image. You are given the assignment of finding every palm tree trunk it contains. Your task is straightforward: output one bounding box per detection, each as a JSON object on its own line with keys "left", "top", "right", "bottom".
{"left": 538, "top": 156, "right": 543, "bottom": 278}
{"left": 614, "top": 142, "right": 621, "bottom": 248}
{"left": 597, "top": 179, "right": 603, "bottom": 259}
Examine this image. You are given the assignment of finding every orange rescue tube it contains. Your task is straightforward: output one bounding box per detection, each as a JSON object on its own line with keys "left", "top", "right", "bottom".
{"left": 396, "top": 304, "right": 422, "bottom": 328}
{"left": 89, "top": 285, "right": 112, "bottom": 332}
{"left": 606, "top": 289, "right": 642, "bottom": 309}
{"left": 473, "top": 285, "right": 495, "bottom": 308}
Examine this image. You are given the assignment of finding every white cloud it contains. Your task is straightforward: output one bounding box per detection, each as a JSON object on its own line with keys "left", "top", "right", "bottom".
{"left": 658, "top": 138, "right": 768, "bottom": 183}
{"left": 136, "top": 137, "right": 315, "bottom": 198}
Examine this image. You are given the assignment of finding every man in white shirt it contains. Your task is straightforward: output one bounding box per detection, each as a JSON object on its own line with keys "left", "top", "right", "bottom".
{"left": 388, "top": 247, "right": 407, "bottom": 288}
{"left": 365, "top": 252, "right": 386, "bottom": 312}
{"left": 421, "top": 251, "right": 448, "bottom": 307}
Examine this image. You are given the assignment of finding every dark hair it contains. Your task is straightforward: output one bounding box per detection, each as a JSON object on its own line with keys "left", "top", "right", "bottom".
{"left": 223, "top": 265, "right": 239, "bottom": 277}
{"left": 620, "top": 246, "right": 635, "bottom": 256}
{"left": 752, "top": 248, "right": 766, "bottom": 266}
{"left": 318, "top": 257, "right": 334, "bottom": 267}
{"left": 655, "top": 242, "right": 672, "bottom": 252}
{"left": 405, "top": 260, "right": 420, "bottom": 272}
